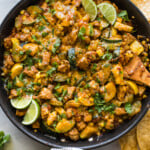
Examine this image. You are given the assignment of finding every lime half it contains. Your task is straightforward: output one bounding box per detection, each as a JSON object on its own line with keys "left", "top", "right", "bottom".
{"left": 11, "top": 95, "right": 32, "bottom": 109}
{"left": 82, "top": 0, "right": 97, "bottom": 21}
{"left": 97, "top": 2, "right": 117, "bottom": 25}
{"left": 22, "top": 100, "right": 40, "bottom": 125}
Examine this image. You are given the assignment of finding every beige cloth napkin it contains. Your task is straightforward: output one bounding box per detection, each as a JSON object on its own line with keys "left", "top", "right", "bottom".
{"left": 131, "top": 0, "right": 150, "bottom": 22}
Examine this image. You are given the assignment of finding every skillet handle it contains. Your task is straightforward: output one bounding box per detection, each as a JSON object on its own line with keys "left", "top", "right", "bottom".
{"left": 51, "top": 148, "right": 83, "bottom": 150}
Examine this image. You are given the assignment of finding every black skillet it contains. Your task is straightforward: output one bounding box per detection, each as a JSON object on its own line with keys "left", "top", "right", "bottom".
{"left": 0, "top": 0, "right": 150, "bottom": 149}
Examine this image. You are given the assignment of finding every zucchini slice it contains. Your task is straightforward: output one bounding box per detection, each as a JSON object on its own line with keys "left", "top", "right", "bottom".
{"left": 101, "top": 38, "right": 122, "bottom": 43}
{"left": 54, "top": 73, "right": 68, "bottom": 82}
{"left": 42, "top": 121, "right": 59, "bottom": 133}
{"left": 71, "top": 70, "right": 86, "bottom": 86}
{"left": 27, "top": 6, "right": 43, "bottom": 16}
{"left": 23, "top": 17, "right": 35, "bottom": 25}
{"left": 68, "top": 48, "right": 76, "bottom": 68}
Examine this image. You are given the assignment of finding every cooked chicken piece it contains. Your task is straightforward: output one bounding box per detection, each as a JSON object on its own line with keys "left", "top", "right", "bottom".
{"left": 51, "top": 55, "right": 60, "bottom": 65}
{"left": 32, "top": 121, "right": 40, "bottom": 129}
{"left": 41, "top": 51, "right": 51, "bottom": 66}
{"left": 9, "top": 89, "right": 17, "bottom": 98}
{"left": 85, "top": 51, "right": 99, "bottom": 62}
{"left": 83, "top": 111, "right": 92, "bottom": 122}
{"left": 114, "top": 22, "right": 133, "bottom": 32}
{"left": 4, "top": 55, "right": 14, "bottom": 69}
{"left": 122, "top": 33, "right": 136, "bottom": 45}
{"left": 23, "top": 66, "right": 38, "bottom": 77}
{"left": 88, "top": 40, "right": 99, "bottom": 51}
{"left": 16, "top": 109, "right": 26, "bottom": 117}
{"left": 68, "top": 128, "right": 79, "bottom": 141}
{"left": 115, "top": 107, "right": 127, "bottom": 115}
{"left": 77, "top": 121, "right": 86, "bottom": 131}
{"left": 64, "top": 86, "right": 76, "bottom": 101}
{"left": 58, "top": 60, "right": 70, "bottom": 73}
{"left": 77, "top": 56, "right": 89, "bottom": 70}
{"left": 23, "top": 43, "right": 39, "bottom": 56}
{"left": 41, "top": 103, "right": 51, "bottom": 119}
{"left": 72, "top": 0, "right": 81, "bottom": 7}
{"left": 66, "top": 108, "right": 77, "bottom": 119}
{"left": 47, "top": 111, "right": 57, "bottom": 126}
{"left": 111, "top": 64, "right": 124, "bottom": 85}
{"left": 38, "top": 88, "right": 53, "bottom": 100}
{"left": 62, "top": 28, "right": 78, "bottom": 45}
{"left": 138, "top": 86, "right": 146, "bottom": 96}
{"left": 44, "top": 12, "right": 56, "bottom": 26}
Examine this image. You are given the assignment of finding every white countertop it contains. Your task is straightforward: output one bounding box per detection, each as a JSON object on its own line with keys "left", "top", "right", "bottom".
{"left": 0, "top": 0, "right": 120, "bottom": 149}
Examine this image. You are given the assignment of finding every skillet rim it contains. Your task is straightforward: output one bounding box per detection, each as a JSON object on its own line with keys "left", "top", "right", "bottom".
{"left": 0, "top": 0, "right": 150, "bottom": 149}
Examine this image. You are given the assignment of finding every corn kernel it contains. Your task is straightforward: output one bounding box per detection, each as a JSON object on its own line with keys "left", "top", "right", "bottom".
{"left": 143, "top": 94, "right": 147, "bottom": 99}
{"left": 20, "top": 10, "right": 25, "bottom": 15}
{"left": 96, "top": 49, "right": 104, "bottom": 57}
{"left": 22, "top": 16, "right": 26, "bottom": 21}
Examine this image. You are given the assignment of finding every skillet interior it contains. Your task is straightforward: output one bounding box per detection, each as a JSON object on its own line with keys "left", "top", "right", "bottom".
{"left": 0, "top": 0, "right": 150, "bottom": 149}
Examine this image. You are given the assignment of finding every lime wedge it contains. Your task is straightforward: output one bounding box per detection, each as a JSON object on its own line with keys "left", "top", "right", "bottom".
{"left": 22, "top": 100, "right": 40, "bottom": 125}
{"left": 11, "top": 95, "right": 32, "bottom": 109}
{"left": 97, "top": 2, "right": 117, "bottom": 25}
{"left": 82, "top": 0, "right": 97, "bottom": 21}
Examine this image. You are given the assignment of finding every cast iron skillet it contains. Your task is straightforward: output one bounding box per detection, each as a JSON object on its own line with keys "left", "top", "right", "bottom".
{"left": 0, "top": 0, "right": 150, "bottom": 149}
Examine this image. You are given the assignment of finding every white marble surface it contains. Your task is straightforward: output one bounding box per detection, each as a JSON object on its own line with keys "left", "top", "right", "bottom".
{"left": 0, "top": 0, "right": 120, "bottom": 149}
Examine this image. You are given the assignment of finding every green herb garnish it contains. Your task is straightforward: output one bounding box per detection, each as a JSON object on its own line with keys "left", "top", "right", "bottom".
{"left": 46, "top": 67, "right": 56, "bottom": 77}
{"left": 7, "top": 82, "right": 12, "bottom": 90}
{"left": 101, "top": 52, "right": 112, "bottom": 60}
{"left": 94, "top": 93, "right": 115, "bottom": 114}
{"left": 125, "top": 103, "right": 132, "bottom": 114}
{"left": 104, "top": 63, "right": 110, "bottom": 68}
{"left": 32, "top": 35, "right": 41, "bottom": 44}
{"left": 19, "top": 51, "right": 24, "bottom": 55}
{"left": 52, "top": 38, "right": 61, "bottom": 54}
{"left": 0, "top": 131, "right": 10, "bottom": 148}
{"left": 42, "top": 32, "right": 49, "bottom": 37}
{"left": 52, "top": 28, "right": 55, "bottom": 37}
{"left": 52, "top": 62, "right": 58, "bottom": 68}
{"left": 38, "top": 25, "right": 45, "bottom": 31}
{"left": 19, "top": 73, "right": 24, "bottom": 82}
{"left": 62, "top": 89, "right": 68, "bottom": 97}
{"left": 60, "top": 113, "right": 67, "bottom": 119}
{"left": 51, "top": 9, "right": 56, "bottom": 16}
{"left": 78, "top": 27, "right": 86, "bottom": 40}
{"left": 91, "top": 63, "right": 97, "bottom": 72}
{"left": 75, "top": 97, "right": 78, "bottom": 102}
{"left": 89, "top": 24, "right": 94, "bottom": 36}
{"left": 118, "top": 10, "right": 130, "bottom": 22}
{"left": 96, "top": 17, "right": 101, "bottom": 22}
{"left": 54, "top": 83, "right": 60, "bottom": 90}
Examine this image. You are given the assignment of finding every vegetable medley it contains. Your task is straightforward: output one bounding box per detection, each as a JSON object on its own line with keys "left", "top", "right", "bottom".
{"left": 2, "top": 0, "right": 150, "bottom": 141}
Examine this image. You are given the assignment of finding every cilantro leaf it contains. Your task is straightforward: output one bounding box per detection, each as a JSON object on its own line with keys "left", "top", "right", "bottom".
{"left": 7, "top": 81, "right": 12, "bottom": 90}
{"left": 52, "top": 38, "right": 61, "bottom": 54}
{"left": 118, "top": 10, "right": 130, "bottom": 22}
{"left": 38, "top": 25, "right": 45, "bottom": 31}
{"left": 125, "top": 103, "right": 132, "bottom": 114}
{"left": 94, "top": 93, "right": 115, "bottom": 114}
{"left": 101, "top": 52, "right": 113, "bottom": 60}
{"left": 32, "top": 35, "right": 41, "bottom": 44}
{"left": 89, "top": 24, "right": 93, "bottom": 36}
{"left": 78, "top": 27, "right": 86, "bottom": 40}
{"left": 54, "top": 83, "right": 60, "bottom": 90}
{"left": 46, "top": 67, "right": 56, "bottom": 77}
{"left": 0, "top": 131, "right": 10, "bottom": 148}
{"left": 42, "top": 32, "right": 49, "bottom": 37}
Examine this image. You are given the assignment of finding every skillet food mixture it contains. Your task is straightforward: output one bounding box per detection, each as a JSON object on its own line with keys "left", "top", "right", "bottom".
{"left": 2, "top": 0, "right": 150, "bottom": 141}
